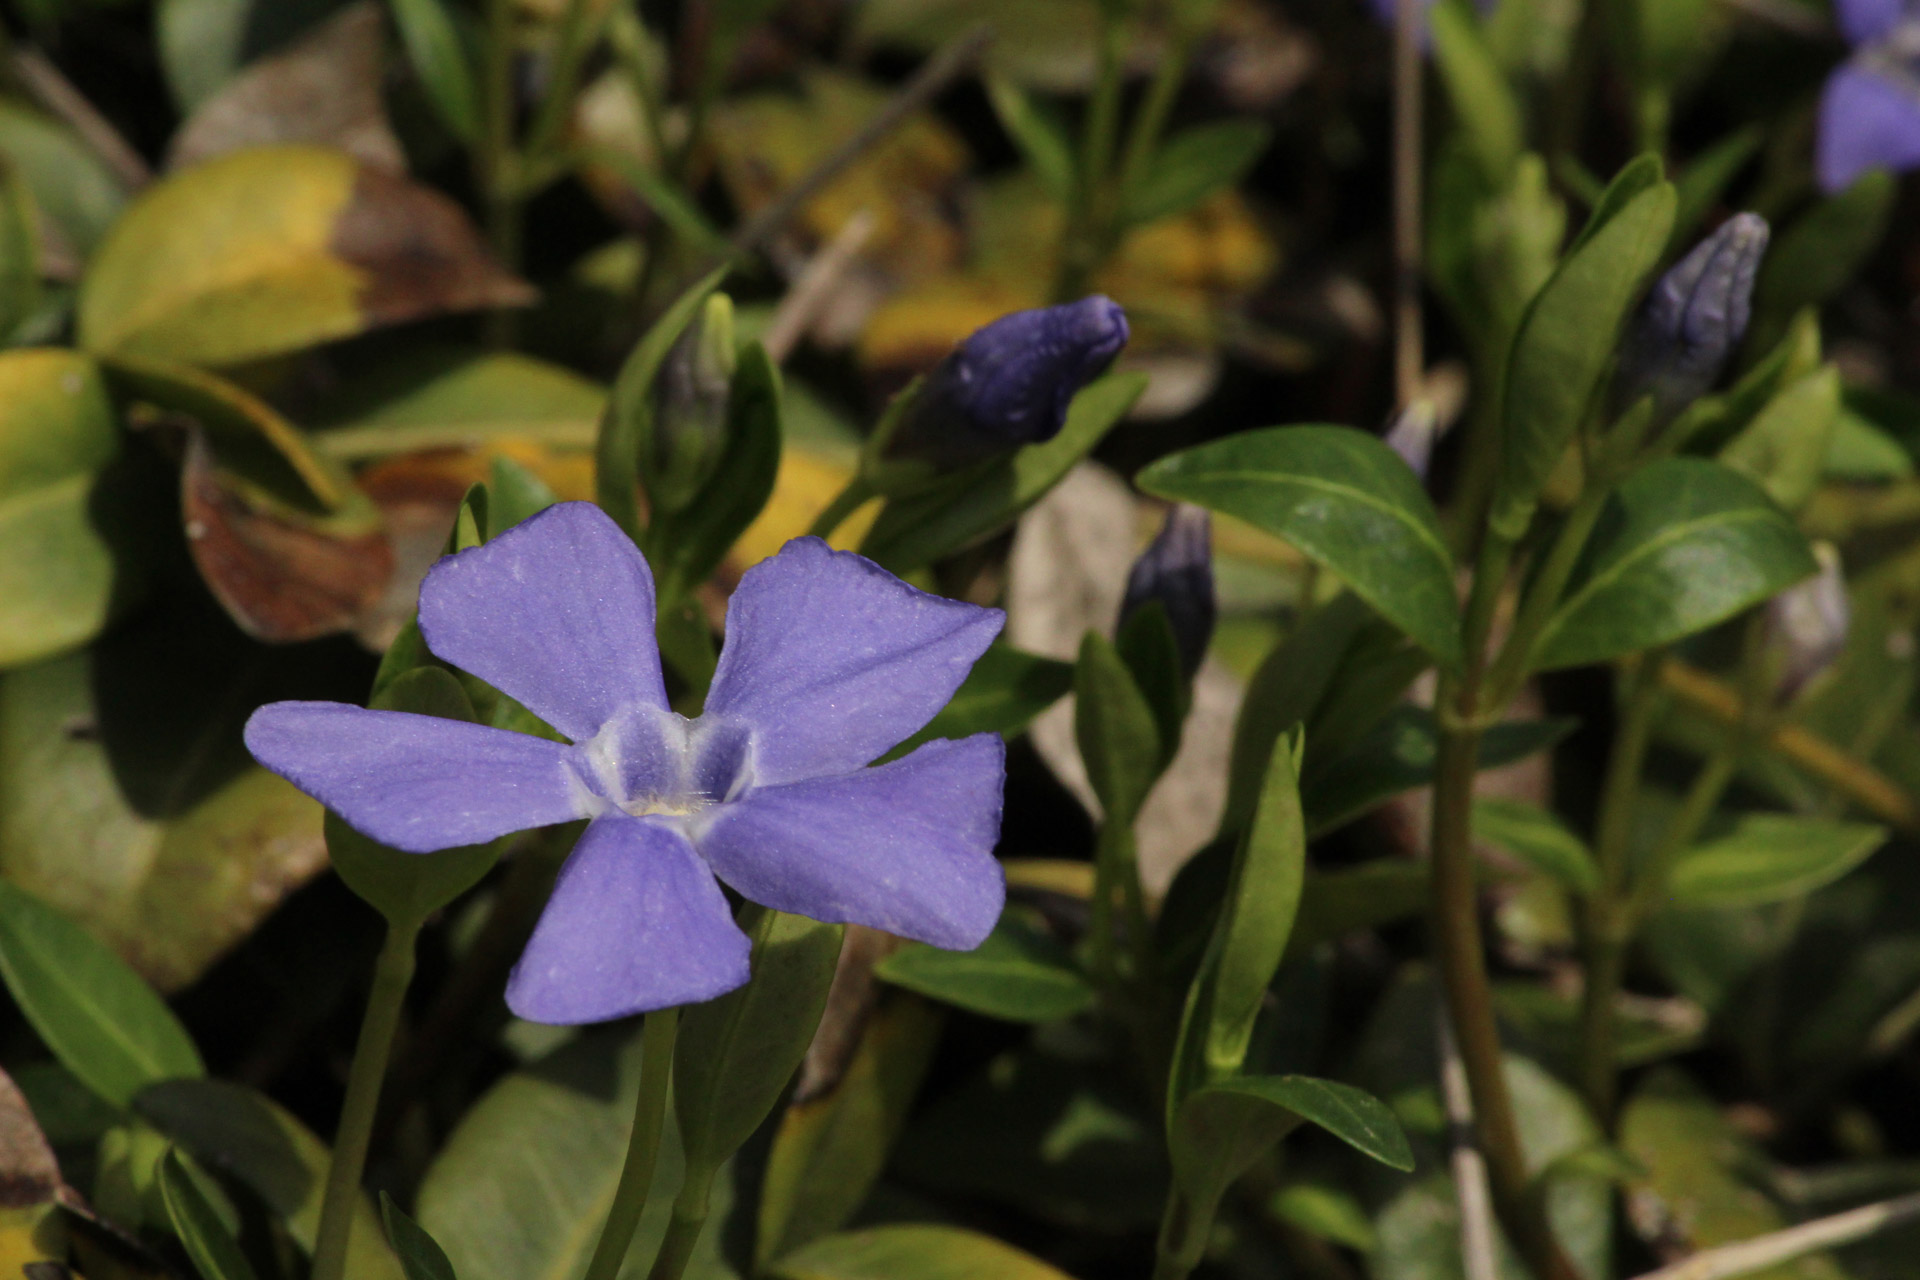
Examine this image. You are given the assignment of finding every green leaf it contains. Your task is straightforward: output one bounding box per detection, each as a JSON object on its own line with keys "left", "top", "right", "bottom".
{"left": 382, "top": 1192, "right": 458, "bottom": 1280}
{"left": 1665, "top": 815, "right": 1887, "bottom": 909}
{"left": 0, "top": 100, "right": 127, "bottom": 258}
{"left": 1749, "top": 170, "right": 1895, "bottom": 356}
{"left": 138, "top": 1078, "right": 408, "bottom": 1280}
{"left": 1116, "top": 601, "right": 1188, "bottom": 767}
{"left": 1472, "top": 798, "right": 1598, "bottom": 892}
{"left": 1493, "top": 173, "right": 1675, "bottom": 538}
{"left": 1138, "top": 425, "right": 1461, "bottom": 665}
{"left": 1431, "top": 0, "right": 1521, "bottom": 185}
{"left": 1304, "top": 707, "right": 1575, "bottom": 836}
{"left": 1717, "top": 365, "right": 1841, "bottom": 513}
{"left": 1123, "top": 119, "right": 1271, "bottom": 226}
{"left": 769, "top": 1225, "right": 1074, "bottom": 1280}
{"left": 310, "top": 347, "right": 606, "bottom": 460}
{"left": 889, "top": 644, "right": 1072, "bottom": 757}
{"left": 876, "top": 915, "right": 1094, "bottom": 1022}
{"left": 390, "top": 0, "right": 481, "bottom": 144}
{"left": 160, "top": 1148, "right": 259, "bottom": 1280}
{"left": 1269, "top": 1183, "right": 1378, "bottom": 1253}
{"left": 0, "top": 349, "right": 122, "bottom": 668}
{"left": 676, "top": 906, "right": 843, "bottom": 1181}
{"left": 78, "top": 145, "right": 528, "bottom": 367}
{"left": 487, "top": 456, "right": 559, "bottom": 534}
{"left": 859, "top": 372, "right": 1147, "bottom": 574}
{"left": 1565, "top": 152, "right": 1665, "bottom": 257}
{"left": 0, "top": 157, "right": 44, "bottom": 343}
{"left": 0, "top": 879, "right": 202, "bottom": 1108}
{"left": 757, "top": 998, "right": 944, "bottom": 1264}
{"left": 1531, "top": 458, "right": 1816, "bottom": 670}
{"left": 1073, "top": 632, "right": 1162, "bottom": 823}
{"left": 984, "top": 75, "right": 1073, "bottom": 201}
{"left": 595, "top": 265, "right": 730, "bottom": 538}
{"left": 1170, "top": 729, "right": 1305, "bottom": 1113}
{"left": 326, "top": 669, "right": 503, "bottom": 930}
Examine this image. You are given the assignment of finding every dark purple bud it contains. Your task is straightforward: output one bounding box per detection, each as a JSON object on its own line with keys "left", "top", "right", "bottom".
{"left": 1119, "top": 505, "right": 1215, "bottom": 678}
{"left": 881, "top": 297, "right": 1130, "bottom": 472}
{"left": 1765, "top": 543, "right": 1849, "bottom": 703}
{"left": 1616, "top": 213, "right": 1770, "bottom": 419}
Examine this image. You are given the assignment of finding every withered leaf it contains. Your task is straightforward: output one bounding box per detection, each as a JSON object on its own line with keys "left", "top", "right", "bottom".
{"left": 0, "top": 1069, "right": 60, "bottom": 1211}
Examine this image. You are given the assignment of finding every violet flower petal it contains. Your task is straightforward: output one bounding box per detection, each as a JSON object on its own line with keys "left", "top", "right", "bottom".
{"left": 694, "top": 734, "right": 1007, "bottom": 950}
{"left": 1817, "top": 62, "right": 1920, "bottom": 193}
{"left": 1836, "top": 0, "right": 1909, "bottom": 46}
{"left": 704, "top": 538, "right": 1004, "bottom": 786}
{"left": 244, "top": 702, "right": 591, "bottom": 852}
{"left": 418, "top": 502, "right": 670, "bottom": 742}
{"left": 506, "top": 816, "right": 751, "bottom": 1024}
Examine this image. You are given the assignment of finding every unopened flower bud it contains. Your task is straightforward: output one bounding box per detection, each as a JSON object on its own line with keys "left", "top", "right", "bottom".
{"left": 1616, "top": 213, "right": 1770, "bottom": 420}
{"left": 1384, "top": 398, "right": 1445, "bottom": 479}
{"left": 1765, "top": 542, "right": 1848, "bottom": 703}
{"left": 876, "top": 296, "right": 1130, "bottom": 477}
{"left": 1119, "top": 504, "right": 1215, "bottom": 678}
{"left": 646, "top": 293, "right": 736, "bottom": 512}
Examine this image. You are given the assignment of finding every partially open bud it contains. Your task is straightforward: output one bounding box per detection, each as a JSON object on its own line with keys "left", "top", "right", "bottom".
{"left": 1765, "top": 542, "right": 1849, "bottom": 703}
{"left": 646, "top": 293, "right": 736, "bottom": 513}
{"left": 1616, "top": 213, "right": 1770, "bottom": 421}
{"left": 870, "top": 297, "right": 1129, "bottom": 484}
{"left": 1119, "top": 504, "right": 1216, "bottom": 679}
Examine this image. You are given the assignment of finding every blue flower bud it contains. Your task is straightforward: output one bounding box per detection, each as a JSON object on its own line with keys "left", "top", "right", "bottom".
{"left": 1616, "top": 213, "right": 1770, "bottom": 420}
{"left": 1765, "top": 542, "right": 1849, "bottom": 703}
{"left": 877, "top": 296, "right": 1130, "bottom": 475}
{"left": 1119, "top": 504, "right": 1215, "bottom": 678}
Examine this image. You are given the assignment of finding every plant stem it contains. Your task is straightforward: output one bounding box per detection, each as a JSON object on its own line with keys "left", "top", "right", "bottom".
{"left": 1058, "top": 11, "right": 1127, "bottom": 301}
{"left": 523, "top": 0, "right": 600, "bottom": 168}
{"left": 1152, "top": 1187, "right": 1202, "bottom": 1280}
{"left": 1391, "top": 0, "right": 1425, "bottom": 410}
{"left": 311, "top": 926, "right": 417, "bottom": 1280}
{"left": 645, "top": 1164, "right": 718, "bottom": 1280}
{"left": 1088, "top": 818, "right": 1140, "bottom": 991}
{"left": 806, "top": 476, "right": 876, "bottom": 541}
{"left": 582, "top": 1008, "right": 680, "bottom": 1280}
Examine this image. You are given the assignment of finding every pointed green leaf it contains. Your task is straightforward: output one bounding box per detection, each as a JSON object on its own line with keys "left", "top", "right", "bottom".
{"left": 1717, "top": 365, "right": 1841, "bottom": 514}
{"left": 382, "top": 1192, "right": 458, "bottom": 1280}
{"left": 984, "top": 75, "right": 1073, "bottom": 201}
{"left": 1531, "top": 458, "right": 1816, "bottom": 670}
{"left": 1666, "top": 815, "right": 1887, "bottom": 909}
{"left": 1472, "top": 798, "right": 1598, "bottom": 892}
{"left": 651, "top": 341, "right": 783, "bottom": 598}
{"left": 1073, "top": 631, "right": 1162, "bottom": 823}
{"left": 1431, "top": 0, "right": 1521, "bottom": 184}
{"left": 160, "top": 1148, "right": 259, "bottom": 1280}
{"left": 889, "top": 644, "right": 1073, "bottom": 758}
{"left": 1123, "top": 119, "right": 1271, "bottom": 226}
{"left": 1138, "top": 425, "right": 1460, "bottom": 664}
{"left": 390, "top": 0, "right": 482, "bottom": 144}
{"left": 876, "top": 915, "right": 1094, "bottom": 1022}
{"left": 0, "top": 879, "right": 202, "bottom": 1107}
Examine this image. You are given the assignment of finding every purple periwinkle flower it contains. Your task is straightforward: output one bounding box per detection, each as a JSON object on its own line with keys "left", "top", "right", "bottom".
{"left": 244, "top": 502, "right": 1009, "bottom": 1024}
{"left": 1615, "top": 213, "right": 1770, "bottom": 419}
{"left": 1765, "top": 542, "right": 1849, "bottom": 703}
{"left": 1817, "top": 0, "right": 1920, "bottom": 193}
{"left": 1119, "top": 505, "right": 1216, "bottom": 678}
{"left": 880, "top": 297, "right": 1130, "bottom": 472}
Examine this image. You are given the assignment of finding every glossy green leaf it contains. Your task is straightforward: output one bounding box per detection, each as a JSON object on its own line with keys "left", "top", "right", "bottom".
{"left": 1665, "top": 815, "right": 1887, "bottom": 909}
{"left": 876, "top": 915, "right": 1094, "bottom": 1022}
{"left": 391, "top": 0, "right": 481, "bottom": 144}
{"left": 1565, "top": 153, "right": 1665, "bottom": 257}
{"left": 0, "top": 349, "right": 122, "bottom": 668}
{"left": 1138, "top": 425, "right": 1460, "bottom": 664}
{"left": 1472, "top": 798, "right": 1598, "bottom": 892}
{"left": 769, "top": 1225, "right": 1074, "bottom": 1280}
{"left": 651, "top": 341, "right": 783, "bottom": 598}
{"left": 677, "top": 906, "right": 844, "bottom": 1182}
{"left": 139, "top": 1077, "right": 407, "bottom": 1280}
{"left": 160, "top": 1148, "right": 259, "bottom": 1280}
{"left": 0, "top": 879, "right": 202, "bottom": 1108}
{"left": 1170, "top": 729, "right": 1305, "bottom": 1112}
{"left": 1123, "top": 119, "right": 1270, "bottom": 226}
{"left": 1305, "top": 707, "right": 1575, "bottom": 836}
{"left": 1073, "top": 631, "right": 1162, "bottom": 823}
{"left": 890, "top": 644, "right": 1072, "bottom": 757}
{"left": 1531, "top": 458, "right": 1816, "bottom": 670}
{"left": 596, "top": 265, "right": 730, "bottom": 539}
{"left": 0, "top": 100, "right": 128, "bottom": 258}
{"left": 1492, "top": 175, "right": 1675, "bottom": 538}
{"left": 1717, "top": 366, "right": 1841, "bottom": 513}
{"left": 326, "top": 669, "right": 502, "bottom": 930}
{"left": 758, "top": 998, "right": 944, "bottom": 1264}
{"left": 383, "top": 1192, "right": 458, "bottom": 1280}
{"left": 984, "top": 75, "right": 1073, "bottom": 201}
{"left": 1431, "top": 0, "right": 1521, "bottom": 184}
{"left": 860, "top": 373, "right": 1147, "bottom": 574}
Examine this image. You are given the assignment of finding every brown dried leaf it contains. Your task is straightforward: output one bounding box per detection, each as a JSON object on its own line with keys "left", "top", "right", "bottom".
{"left": 167, "top": 4, "right": 405, "bottom": 175}
{"left": 0, "top": 1069, "right": 60, "bottom": 1211}
{"left": 336, "top": 164, "right": 538, "bottom": 330}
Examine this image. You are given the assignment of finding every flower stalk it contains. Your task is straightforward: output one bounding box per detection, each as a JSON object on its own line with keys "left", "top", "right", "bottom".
{"left": 582, "top": 1007, "right": 680, "bottom": 1280}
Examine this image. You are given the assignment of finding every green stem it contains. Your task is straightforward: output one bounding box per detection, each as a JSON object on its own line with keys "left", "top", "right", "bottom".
{"left": 1057, "top": 11, "right": 1127, "bottom": 301}
{"left": 523, "top": 0, "right": 601, "bottom": 169}
{"left": 1482, "top": 482, "right": 1613, "bottom": 705}
{"left": 645, "top": 1165, "right": 718, "bottom": 1280}
{"left": 1088, "top": 818, "right": 1139, "bottom": 992}
{"left": 582, "top": 1008, "right": 680, "bottom": 1280}
{"left": 311, "top": 927, "right": 417, "bottom": 1280}
{"left": 1152, "top": 1187, "right": 1204, "bottom": 1280}
{"left": 1114, "top": 31, "right": 1191, "bottom": 208}
{"left": 806, "top": 476, "right": 875, "bottom": 541}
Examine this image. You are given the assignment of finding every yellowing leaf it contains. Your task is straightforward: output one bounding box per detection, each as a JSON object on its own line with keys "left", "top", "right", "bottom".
{"left": 731, "top": 447, "right": 875, "bottom": 570}
{"left": 79, "top": 145, "right": 531, "bottom": 366}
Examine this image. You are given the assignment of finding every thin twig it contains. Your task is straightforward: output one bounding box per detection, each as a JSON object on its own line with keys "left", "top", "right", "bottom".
{"left": 1632, "top": 1192, "right": 1920, "bottom": 1280}
{"left": 761, "top": 208, "right": 875, "bottom": 364}
{"left": 1391, "top": 0, "right": 1424, "bottom": 409}
{"left": 1438, "top": 1009, "right": 1501, "bottom": 1280}
{"left": 10, "top": 48, "right": 150, "bottom": 189}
